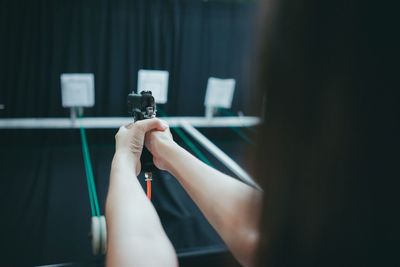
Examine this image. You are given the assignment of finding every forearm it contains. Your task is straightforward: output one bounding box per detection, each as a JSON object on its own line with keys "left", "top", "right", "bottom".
{"left": 164, "top": 143, "right": 262, "bottom": 267}
{"left": 106, "top": 151, "right": 177, "bottom": 267}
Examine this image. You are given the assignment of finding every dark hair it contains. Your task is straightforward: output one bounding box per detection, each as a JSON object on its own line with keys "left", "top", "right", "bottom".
{"left": 254, "top": 0, "right": 398, "bottom": 266}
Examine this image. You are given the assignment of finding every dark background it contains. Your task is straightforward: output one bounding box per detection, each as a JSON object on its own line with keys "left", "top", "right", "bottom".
{"left": 0, "top": 0, "right": 258, "bottom": 118}
{"left": 0, "top": 0, "right": 258, "bottom": 266}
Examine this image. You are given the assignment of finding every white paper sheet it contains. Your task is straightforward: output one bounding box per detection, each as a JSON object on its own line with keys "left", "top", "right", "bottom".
{"left": 137, "top": 70, "right": 169, "bottom": 104}
{"left": 61, "top": 73, "right": 95, "bottom": 107}
{"left": 204, "top": 77, "right": 236, "bottom": 109}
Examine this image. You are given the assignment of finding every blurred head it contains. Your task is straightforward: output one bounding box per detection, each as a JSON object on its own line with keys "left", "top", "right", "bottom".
{"left": 254, "top": 0, "right": 397, "bottom": 266}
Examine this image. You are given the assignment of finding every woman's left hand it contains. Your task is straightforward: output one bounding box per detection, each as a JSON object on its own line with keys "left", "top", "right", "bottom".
{"left": 114, "top": 118, "right": 168, "bottom": 175}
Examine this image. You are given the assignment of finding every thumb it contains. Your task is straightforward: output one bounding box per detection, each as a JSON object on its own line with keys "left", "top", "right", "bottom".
{"left": 135, "top": 118, "right": 168, "bottom": 133}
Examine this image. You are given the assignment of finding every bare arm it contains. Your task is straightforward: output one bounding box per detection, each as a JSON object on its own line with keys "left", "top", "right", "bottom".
{"left": 106, "top": 119, "right": 178, "bottom": 267}
{"left": 146, "top": 128, "right": 262, "bottom": 267}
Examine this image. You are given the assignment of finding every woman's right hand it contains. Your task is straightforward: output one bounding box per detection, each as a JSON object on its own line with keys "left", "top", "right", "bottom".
{"left": 145, "top": 120, "right": 177, "bottom": 171}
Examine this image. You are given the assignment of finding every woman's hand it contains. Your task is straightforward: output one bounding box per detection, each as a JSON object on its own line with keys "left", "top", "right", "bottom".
{"left": 145, "top": 121, "right": 176, "bottom": 171}
{"left": 114, "top": 118, "right": 168, "bottom": 175}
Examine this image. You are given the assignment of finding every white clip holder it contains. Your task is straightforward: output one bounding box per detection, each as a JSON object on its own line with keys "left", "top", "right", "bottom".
{"left": 204, "top": 77, "right": 236, "bottom": 118}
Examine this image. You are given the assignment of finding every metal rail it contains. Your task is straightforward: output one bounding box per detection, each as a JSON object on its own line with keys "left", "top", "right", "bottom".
{"left": 0, "top": 116, "right": 262, "bottom": 190}
{"left": 0, "top": 116, "right": 260, "bottom": 129}
{"left": 180, "top": 121, "right": 262, "bottom": 191}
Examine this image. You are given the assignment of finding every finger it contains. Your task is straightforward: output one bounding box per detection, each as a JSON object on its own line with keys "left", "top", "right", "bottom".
{"left": 135, "top": 118, "right": 168, "bottom": 133}
{"left": 124, "top": 122, "right": 134, "bottom": 129}
{"left": 135, "top": 161, "right": 141, "bottom": 176}
{"left": 158, "top": 119, "right": 169, "bottom": 128}
{"left": 144, "top": 133, "right": 153, "bottom": 152}
{"left": 165, "top": 127, "right": 173, "bottom": 137}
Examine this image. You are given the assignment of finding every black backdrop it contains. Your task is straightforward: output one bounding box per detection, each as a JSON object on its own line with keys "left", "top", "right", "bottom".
{"left": 0, "top": 0, "right": 257, "bottom": 266}
{"left": 0, "top": 128, "right": 252, "bottom": 266}
{"left": 0, "top": 0, "right": 257, "bottom": 118}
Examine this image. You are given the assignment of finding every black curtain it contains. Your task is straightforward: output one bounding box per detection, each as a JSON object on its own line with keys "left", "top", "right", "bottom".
{"left": 0, "top": 0, "right": 256, "bottom": 118}
{"left": 0, "top": 128, "right": 251, "bottom": 266}
{"left": 0, "top": 0, "right": 256, "bottom": 266}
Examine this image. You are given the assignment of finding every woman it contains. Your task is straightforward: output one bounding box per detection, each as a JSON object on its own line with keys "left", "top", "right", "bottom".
{"left": 105, "top": 0, "right": 397, "bottom": 266}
